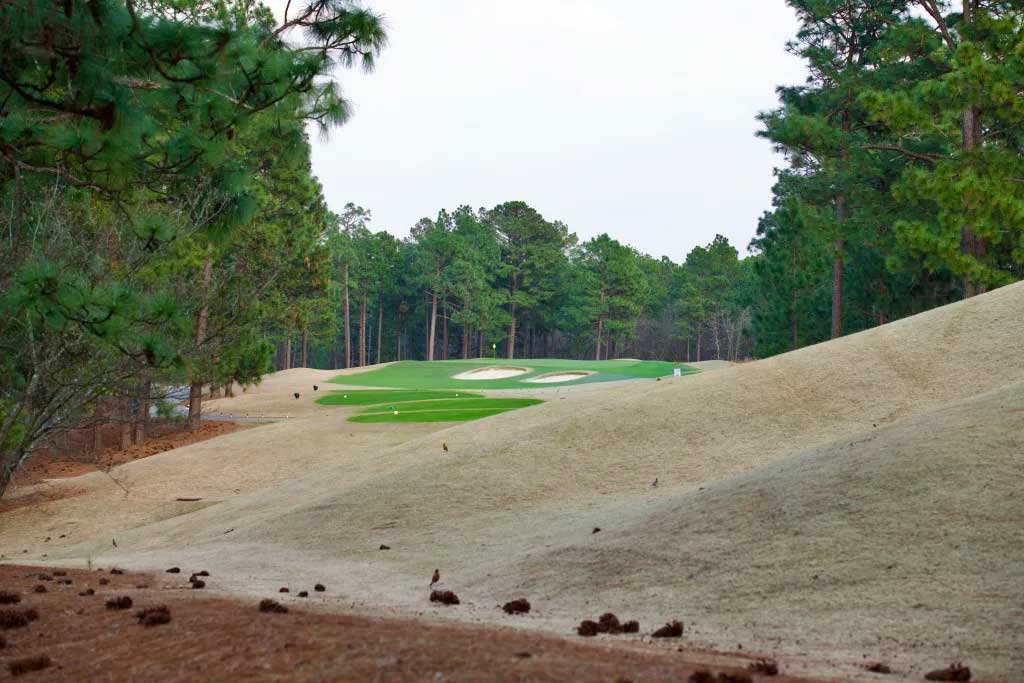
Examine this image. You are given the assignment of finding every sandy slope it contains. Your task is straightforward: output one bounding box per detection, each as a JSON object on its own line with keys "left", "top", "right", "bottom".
{"left": 4, "top": 282, "right": 1024, "bottom": 681}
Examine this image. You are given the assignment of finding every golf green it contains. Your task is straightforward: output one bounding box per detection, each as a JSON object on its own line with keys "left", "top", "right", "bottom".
{"left": 331, "top": 358, "right": 691, "bottom": 390}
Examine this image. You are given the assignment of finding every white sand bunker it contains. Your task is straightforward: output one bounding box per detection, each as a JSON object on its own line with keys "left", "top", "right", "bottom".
{"left": 453, "top": 365, "right": 530, "bottom": 380}
{"left": 526, "top": 371, "right": 595, "bottom": 384}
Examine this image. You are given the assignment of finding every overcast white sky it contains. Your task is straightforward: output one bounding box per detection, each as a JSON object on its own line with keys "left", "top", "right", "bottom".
{"left": 275, "top": 1, "right": 808, "bottom": 261}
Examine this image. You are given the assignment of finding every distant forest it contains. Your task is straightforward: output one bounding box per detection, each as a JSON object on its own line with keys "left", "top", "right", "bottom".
{"left": 288, "top": 0, "right": 1024, "bottom": 368}
{"left": 2, "top": 0, "right": 1022, "bottom": 492}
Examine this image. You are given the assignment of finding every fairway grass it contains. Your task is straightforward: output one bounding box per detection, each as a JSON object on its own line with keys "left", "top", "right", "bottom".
{"left": 316, "top": 390, "right": 483, "bottom": 406}
{"left": 349, "top": 397, "right": 543, "bottom": 423}
{"left": 331, "top": 358, "right": 691, "bottom": 390}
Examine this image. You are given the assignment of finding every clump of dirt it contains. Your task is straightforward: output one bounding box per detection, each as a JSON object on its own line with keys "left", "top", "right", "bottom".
{"left": 22, "top": 608, "right": 38, "bottom": 622}
{"left": 278, "top": 587, "right": 289, "bottom": 593}
{"left": 59, "top": 579, "right": 73, "bottom": 585}
{"left": 135, "top": 606, "right": 171, "bottom": 627}
{"left": 864, "top": 662, "right": 892, "bottom": 674}
{"left": 191, "top": 580, "right": 206, "bottom": 589}
{"left": 109, "top": 568, "right": 124, "bottom": 575}
{"left": 0, "top": 591, "right": 20, "bottom": 604}
{"left": 749, "top": 658, "right": 778, "bottom": 676}
{"left": 297, "top": 591, "right": 308, "bottom": 598}
{"left": 52, "top": 571, "right": 66, "bottom": 577}
{"left": 651, "top": 620, "right": 683, "bottom": 638}
{"left": 576, "top": 613, "right": 640, "bottom": 636}
{"left": 592, "top": 527, "right": 601, "bottom": 534}
{"left": 8, "top": 655, "right": 51, "bottom": 677}
{"left": 379, "top": 544, "right": 391, "bottom": 550}
{"left": 258, "top": 599, "right": 288, "bottom": 614}
{"left": 78, "top": 589, "right": 95, "bottom": 596}
{"left": 314, "top": 583, "right": 325, "bottom": 592}
{"left": 716, "top": 673, "right": 752, "bottom": 683}
{"left": 166, "top": 567, "right": 181, "bottom": 574}
{"left": 195, "top": 571, "right": 210, "bottom": 577}
{"left": 502, "top": 599, "right": 531, "bottom": 615}
{"left": 32, "top": 584, "right": 46, "bottom": 594}
{"left": 0, "top": 610, "right": 30, "bottom": 629}
{"left": 105, "top": 596, "right": 133, "bottom": 610}
{"left": 924, "top": 663, "right": 971, "bottom": 681}
{"left": 37, "top": 574, "right": 52, "bottom": 581}
{"left": 430, "top": 590, "right": 460, "bottom": 606}
{"left": 98, "top": 578, "right": 109, "bottom": 586}
{"left": 689, "top": 671, "right": 714, "bottom": 683}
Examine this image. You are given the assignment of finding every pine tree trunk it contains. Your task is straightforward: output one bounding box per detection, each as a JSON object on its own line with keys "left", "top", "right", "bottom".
{"left": 442, "top": 299, "right": 449, "bottom": 361}
{"left": 831, "top": 234, "right": 844, "bottom": 339}
{"left": 188, "top": 258, "right": 214, "bottom": 429}
{"left": 427, "top": 284, "right": 438, "bottom": 361}
{"left": 133, "top": 380, "right": 150, "bottom": 445}
{"left": 595, "top": 317, "right": 603, "bottom": 361}
{"left": 478, "top": 330, "right": 484, "bottom": 358}
{"left": 359, "top": 295, "right": 367, "bottom": 367}
{"left": 117, "top": 396, "right": 131, "bottom": 450}
{"left": 344, "top": 264, "right": 351, "bottom": 368}
{"left": 507, "top": 273, "right": 518, "bottom": 359}
{"left": 377, "top": 298, "right": 384, "bottom": 365}
{"left": 959, "top": 4, "right": 985, "bottom": 297}
{"left": 961, "top": 105, "right": 986, "bottom": 297}
{"left": 301, "top": 328, "right": 308, "bottom": 368}
{"left": 283, "top": 333, "right": 292, "bottom": 370}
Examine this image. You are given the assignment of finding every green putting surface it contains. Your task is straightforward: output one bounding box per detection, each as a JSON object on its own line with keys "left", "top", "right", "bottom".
{"left": 331, "top": 358, "right": 691, "bottom": 390}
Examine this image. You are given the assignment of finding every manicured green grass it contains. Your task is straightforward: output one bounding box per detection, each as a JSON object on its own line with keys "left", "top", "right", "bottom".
{"left": 332, "top": 358, "right": 693, "bottom": 390}
{"left": 350, "top": 408, "right": 513, "bottom": 423}
{"left": 360, "top": 397, "right": 542, "bottom": 414}
{"left": 349, "top": 397, "right": 543, "bottom": 423}
{"left": 315, "top": 389, "right": 483, "bottom": 406}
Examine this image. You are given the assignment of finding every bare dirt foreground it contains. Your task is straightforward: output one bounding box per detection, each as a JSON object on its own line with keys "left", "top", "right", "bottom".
{"left": 0, "top": 565, "right": 800, "bottom": 682}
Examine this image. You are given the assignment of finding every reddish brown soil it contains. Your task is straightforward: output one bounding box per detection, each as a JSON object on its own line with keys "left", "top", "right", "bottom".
{"left": 0, "top": 565, "right": 810, "bottom": 682}
{"left": 12, "top": 421, "right": 248, "bottom": 488}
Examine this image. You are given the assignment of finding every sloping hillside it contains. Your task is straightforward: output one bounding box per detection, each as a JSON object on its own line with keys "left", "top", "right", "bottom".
{"left": 12, "top": 282, "right": 1024, "bottom": 681}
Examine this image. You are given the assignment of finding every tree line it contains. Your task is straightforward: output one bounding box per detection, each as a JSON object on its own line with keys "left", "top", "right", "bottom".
{"left": 288, "top": 202, "right": 756, "bottom": 373}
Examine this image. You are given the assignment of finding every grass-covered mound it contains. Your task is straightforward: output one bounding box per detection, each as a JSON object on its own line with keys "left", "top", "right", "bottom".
{"left": 331, "top": 358, "right": 690, "bottom": 390}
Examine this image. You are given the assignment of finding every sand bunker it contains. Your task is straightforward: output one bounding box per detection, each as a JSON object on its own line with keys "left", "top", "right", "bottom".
{"left": 452, "top": 365, "right": 530, "bottom": 380}
{"left": 526, "top": 371, "right": 595, "bottom": 383}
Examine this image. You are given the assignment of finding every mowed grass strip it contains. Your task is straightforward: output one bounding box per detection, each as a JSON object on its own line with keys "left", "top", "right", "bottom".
{"left": 360, "top": 398, "right": 542, "bottom": 414}
{"left": 350, "top": 397, "right": 543, "bottom": 423}
{"left": 316, "top": 390, "right": 484, "bottom": 406}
